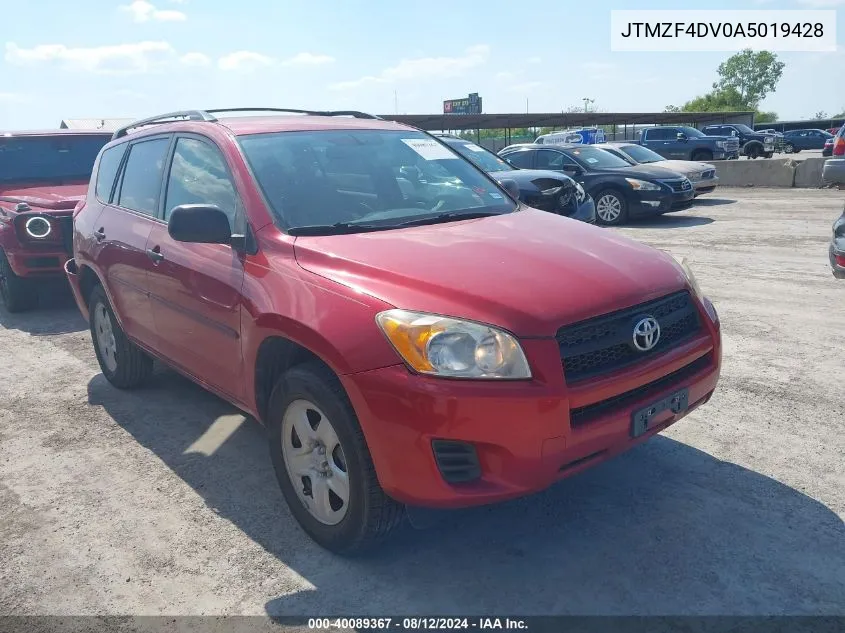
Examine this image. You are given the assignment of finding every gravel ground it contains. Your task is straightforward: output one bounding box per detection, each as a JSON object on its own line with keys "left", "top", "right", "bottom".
{"left": 1, "top": 188, "right": 843, "bottom": 617}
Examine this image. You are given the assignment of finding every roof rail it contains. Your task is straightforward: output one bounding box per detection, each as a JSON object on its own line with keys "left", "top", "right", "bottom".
{"left": 112, "top": 110, "right": 217, "bottom": 139}
{"left": 112, "top": 107, "right": 384, "bottom": 139}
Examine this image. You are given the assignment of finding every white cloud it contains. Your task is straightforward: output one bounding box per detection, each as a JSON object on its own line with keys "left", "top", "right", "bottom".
{"left": 796, "top": 0, "right": 845, "bottom": 5}
{"left": 0, "top": 92, "right": 30, "bottom": 104}
{"left": 218, "top": 50, "right": 274, "bottom": 71}
{"left": 330, "top": 44, "right": 490, "bottom": 90}
{"left": 120, "top": 0, "right": 186, "bottom": 22}
{"left": 495, "top": 71, "right": 515, "bottom": 80}
{"left": 280, "top": 52, "right": 335, "bottom": 67}
{"left": 527, "top": 56, "right": 542, "bottom": 64}
{"left": 180, "top": 51, "right": 210, "bottom": 66}
{"left": 5, "top": 41, "right": 177, "bottom": 74}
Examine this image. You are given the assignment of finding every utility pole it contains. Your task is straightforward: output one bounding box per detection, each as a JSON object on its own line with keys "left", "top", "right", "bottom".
{"left": 394, "top": 91, "right": 398, "bottom": 115}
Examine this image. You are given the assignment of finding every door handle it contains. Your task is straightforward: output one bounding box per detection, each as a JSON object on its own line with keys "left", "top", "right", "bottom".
{"left": 146, "top": 247, "right": 164, "bottom": 263}
{"left": 94, "top": 228, "right": 106, "bottom": 242}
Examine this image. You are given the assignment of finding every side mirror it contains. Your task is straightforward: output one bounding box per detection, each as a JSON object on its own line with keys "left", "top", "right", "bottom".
{"left": 168, "top": 204, "right": 232, "bottom": 245}
{"left": 562, "top": 164, "right": 583, "bottom": 176}
{"left": 676, "top": 132, "right": 688, "bottom": 141}
{"left": 498, "top": 178, "right": 521, "bottom": 200}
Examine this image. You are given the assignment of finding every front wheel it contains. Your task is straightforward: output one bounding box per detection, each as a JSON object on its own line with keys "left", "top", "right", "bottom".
{"left": 268, "top": 362, "right": 404, "bottom": 554}
{"left": 763, "top": 152, "right": 774, "bottom": 159}
{"left": 746, "top": 145, "right": 759, "bottom": 159}
{"left": 784, "top": 143, "right": 794, "bottom": 154}
{"left": 594, "top": 190, "right": 628, "bottom": 226}
{"left": 0, "top": 249, "right": 38, "bottom": 313}
{"left": 89, "top": 284, "right": 153, "bottom": 389}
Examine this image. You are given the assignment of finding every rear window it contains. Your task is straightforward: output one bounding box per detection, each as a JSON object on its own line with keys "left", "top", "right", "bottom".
{"left": 0, "top": 134, "right": 111, "bottom": 184}
{"left": 95, "top": 144, "right": 126, "bottom": 202}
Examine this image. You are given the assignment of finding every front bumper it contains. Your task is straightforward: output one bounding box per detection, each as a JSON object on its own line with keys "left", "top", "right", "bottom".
{"left": 569, "top": 196, "right": 596, "bottom": 223}
{"left": 342, "top": 315, "right": 721, "bottom": 508}
{"left": 693, "top": 177, "right": 719, "bottom": 195}
{"left": 3, "top": 245, "right": 70, "bottom": 278}
{"left": 822, "top": 159, "right": 845, "bottom": 186}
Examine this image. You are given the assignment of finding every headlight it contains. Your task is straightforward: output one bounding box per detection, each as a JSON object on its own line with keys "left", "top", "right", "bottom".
{"left": 24, "top": 216, "right": 52, "bottom": 238}
{"left": 625, "top": 178, "right": 661, "bottom": 191}
{"left": 575, "top": 182, "right": 586, "bottom": 203}
{"left": 764, "top": 136, "right": 774, "bottom": 144}
{"left": 715, "top": 141, "right": 726, "bottom": 149}
{"left": 540, "top": 186, "right": 563, "bottom": 196}
{"left": 375, "top": 309, "right": 532, "bottom": 379}
{"left": 668, "top": 254, "right": 703, "bottom": 298}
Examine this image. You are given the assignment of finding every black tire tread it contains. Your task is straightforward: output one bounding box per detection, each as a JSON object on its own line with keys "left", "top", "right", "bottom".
{"left": 89, "top": 284, "right": 153, "bottom": 389}
{"left": 272, "top": 361, "right": 404, "bottom": 553}
{"left": 0, "top": 249, "right": 38, "bottom": 313}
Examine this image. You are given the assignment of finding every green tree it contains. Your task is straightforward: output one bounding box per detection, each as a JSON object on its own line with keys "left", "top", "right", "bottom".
{"left": 713, "top": 49, "right": 785, "bottom": 109}
{"left": 813, "top": 110, "right": 828, "bottom": 119}
{"left": 755, "top": 111, "right": 778, "bottom": 124}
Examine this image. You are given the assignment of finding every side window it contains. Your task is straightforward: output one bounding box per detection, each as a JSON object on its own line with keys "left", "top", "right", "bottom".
{"left": 503, "top": 151, "right": 533, "bottom": 168}
{"left": 164, "top": 137, "right": 238, "bottom": 227}
{"left": 646, "top": 128, "right": 671, "bottom": 141}
{"left": 117, "top": 138, "right": 171, "bottom": 216}
{"left": 535, "top": 150, "right": 565, "bottom": 170}
{"left": 95, "top": 144, "right": 126, "bottom": 202}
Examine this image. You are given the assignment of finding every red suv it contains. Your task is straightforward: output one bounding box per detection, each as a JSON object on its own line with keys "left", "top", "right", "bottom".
{"left": 0, "top": 130, "right": 112, "bottom": 311}
{"left": 66, "top": 108, "right": 722, "bottom": 553}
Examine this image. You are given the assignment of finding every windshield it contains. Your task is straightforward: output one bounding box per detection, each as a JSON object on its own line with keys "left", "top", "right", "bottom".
{"left": 0, "top": 134, "right": 111, "bottom": 183}
{"left": 238, "top": 130, "right": 516, "bottom": 233}
{"left": 679, "top": 126, "right": 706, "bottom": 138}
{"left": 447, "top": 141, "right": 513, "bottom": 173}
{"left": 566, "top": 146, "right": 634, "bottom": 170}
{"left": 733, "top": 124, "right": 756, "bottom": 134}
{"left": 618, "top": 144, "right": 666, "bottom": 164}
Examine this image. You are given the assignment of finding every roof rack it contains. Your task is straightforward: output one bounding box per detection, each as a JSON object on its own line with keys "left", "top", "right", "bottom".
{"left": 112, "top": 108, "right": 383, "bottom": 139}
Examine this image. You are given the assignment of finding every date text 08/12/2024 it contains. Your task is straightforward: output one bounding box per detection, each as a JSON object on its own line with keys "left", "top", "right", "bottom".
{"left": 307, "top": 618, "right": 528, "bottom": 630}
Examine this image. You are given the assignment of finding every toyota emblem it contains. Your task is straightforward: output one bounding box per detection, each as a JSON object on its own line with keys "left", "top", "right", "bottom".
{"left": 632, "top": 316, "right": 661, "bottom": 352}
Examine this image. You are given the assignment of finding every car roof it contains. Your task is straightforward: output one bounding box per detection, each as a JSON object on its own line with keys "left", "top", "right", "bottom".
{"left": 501, "top": 143, "right": 578, "bottom": 151}
{"left": 0, "top": 129, "right": 114, "bottom": 137}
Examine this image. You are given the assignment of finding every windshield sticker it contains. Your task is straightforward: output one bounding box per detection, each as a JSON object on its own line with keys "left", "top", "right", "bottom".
{"left": 585, "top": 157, "right": 599, "bottom": 164}
{"left": 401, "top": 138, "right": 457, "bottom": 161}
{"left": 489, "top": 192, "right": 503, "bottom": 199}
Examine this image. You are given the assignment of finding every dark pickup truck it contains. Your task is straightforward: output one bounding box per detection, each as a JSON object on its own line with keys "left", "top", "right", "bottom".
{"left": 701, "top": 124, "right": 777, "bottom": 159}
{"left": 639, "top": 126, "right": 740, "bottom": 162}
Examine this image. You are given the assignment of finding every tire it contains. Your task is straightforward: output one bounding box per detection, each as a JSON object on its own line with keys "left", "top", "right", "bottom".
{"left": 691, "top": 150, "right": 713, "bottom": 162}
{"left": 593, "top": 189, "right": 629, "bottom": 226}
{"left": 784, "top": 143, "right": 794, "bottom": 154}
{"left": 89, "top": 284, "right": 153, "bottom": 389}
{"left": 267, "top": 361, "right": 404, "bottom": 554}
{"left": 0, "top": 248, "right": 38, "bottom": 313}
{"left": 764, "top": 152, "right": 774, "bottom": 159}
{"left": 746, "top": 145, "right": 759, "bottom": 159}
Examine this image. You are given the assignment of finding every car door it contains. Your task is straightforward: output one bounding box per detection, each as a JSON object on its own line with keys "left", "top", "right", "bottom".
{"left": 810, "top": 130, "right": 828, "bottom": 149}
{"left": 794, "top": 131, "right": 810, "bottom": 150}
{"left": 145, "top": 134, "right": 247, "bottom": 401}
{"left": 93, "top": 135, "right": 173, "bottom": 349}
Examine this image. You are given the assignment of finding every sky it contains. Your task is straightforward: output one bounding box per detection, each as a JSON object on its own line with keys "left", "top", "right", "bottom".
{"left": 0, "top": 0, "right": 843, "bottom": 129}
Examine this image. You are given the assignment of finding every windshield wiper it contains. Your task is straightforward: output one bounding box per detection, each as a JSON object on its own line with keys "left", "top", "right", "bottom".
{"left": 389, "top": 209, "right": 506, "bottom": 228}
{"left": 287, "top": 222, "right": 390, "bottom": 236}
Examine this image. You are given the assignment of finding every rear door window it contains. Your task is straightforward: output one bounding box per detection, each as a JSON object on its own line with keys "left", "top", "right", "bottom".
{"left": 95, "top": 144, "right": 126, "bottom": 203}
{"left": 116, "top": 137, "right": 171, "bottom": 216}
{"left": 503, "top": 151, "right": 534, "bottom": 168}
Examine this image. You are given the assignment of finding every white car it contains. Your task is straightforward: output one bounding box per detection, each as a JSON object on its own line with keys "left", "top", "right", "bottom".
{"left": 595, "top": 142, "right": 719, "bottom": 195}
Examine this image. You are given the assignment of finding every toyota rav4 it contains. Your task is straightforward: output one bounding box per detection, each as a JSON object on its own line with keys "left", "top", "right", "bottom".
{"left": 0, "top": 130, "right": 112, "bottom": 311}
{"left": 66, "top": 108, "right": 722, "bottom": 553}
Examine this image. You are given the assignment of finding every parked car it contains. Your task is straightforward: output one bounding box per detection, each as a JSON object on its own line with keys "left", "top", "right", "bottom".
{"left": 830, "top": 208, "right": 845, "bottom": 279}
{"left": 638, "top": 126, "right": 740, "bottom": 162}
{"left": 823, "top": 126, "right": 845, "bottom": 187}
{"left": 700, "top": 123, "right": 776, "bottom": 159}
{"left": 66, "top": 107, "right": 722, "bottom": 553}
{"left": 499, "top": 143, "right": 695, "bottom": 226}
{"left": 826, "top": 128, "right": 841, "bottom": 135}
{"left": 823, "top": 138, "right": 834, "bottom": 157}
{"left": 0, "top": 129, "right": 112, "bottom": 312}
{"left": 781, "top": 129, "right": 833, "bottom": 153}
{"left": 595, "top": 142, "right": 719, "bottom": 196}
{"left": 535, "top": 128, "right": 606, "bottom": 145}
{"left": 433, "top": 134, "right": 595, "bottom": 223}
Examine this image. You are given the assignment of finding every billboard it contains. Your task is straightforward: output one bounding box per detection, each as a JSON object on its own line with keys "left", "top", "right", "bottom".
{"left": 443, "top": 93, "right": 482, "bottom": 115}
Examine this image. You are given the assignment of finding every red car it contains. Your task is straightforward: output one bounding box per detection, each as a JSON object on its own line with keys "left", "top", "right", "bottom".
{"left": 66, "top": 108, "right": 722, "bottom": 553}
{"left": 0, "top": 130, "right": 112, "bottom": 311}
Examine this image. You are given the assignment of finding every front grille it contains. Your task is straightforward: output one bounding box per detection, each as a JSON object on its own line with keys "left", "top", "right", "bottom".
{"left": 431, "top": 440, "right": 481, "bottom": 484}
{"left": 24, "top": 256, "right": 61, "bottom": 269}
{"left": 59, "top": 217, "right": 74, "bottom": 256}
{"left": 569, "top": 353, "right": 712, "bottom": 427}
{"left": 556, "top": 291, "right": 702, "bottom": 383}
{"left": 662, "top": 179, "right": 692, "bottom": 192}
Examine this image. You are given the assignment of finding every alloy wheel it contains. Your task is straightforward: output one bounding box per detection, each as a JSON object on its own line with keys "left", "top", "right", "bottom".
{"left": 93, "top": 303, "right": 118, "bottom": 373}
{"left": 596, "top": 194, "right": 622, "bottom": 223}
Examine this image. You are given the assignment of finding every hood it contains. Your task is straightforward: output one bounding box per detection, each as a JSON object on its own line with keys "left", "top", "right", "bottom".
{"left": 591, "top": 163, "right": 688, "bottom": 180}
{"left": 0, "top": 182, "right": 87, "bottom": 212}
{"left": 656, "top": 160, "right": 714, "bottom": 175}
{"left": 292, "top": 208, "right": 688, "bottom": 337}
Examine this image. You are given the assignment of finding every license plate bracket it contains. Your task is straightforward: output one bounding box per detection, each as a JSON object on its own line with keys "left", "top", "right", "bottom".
{"left": 631, "top": 388, "right": 689, "bottom": 438}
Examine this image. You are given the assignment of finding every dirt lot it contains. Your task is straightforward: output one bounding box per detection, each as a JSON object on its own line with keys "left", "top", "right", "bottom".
{"left": 1, "top": 188, "right": 843, "bottom": 617}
